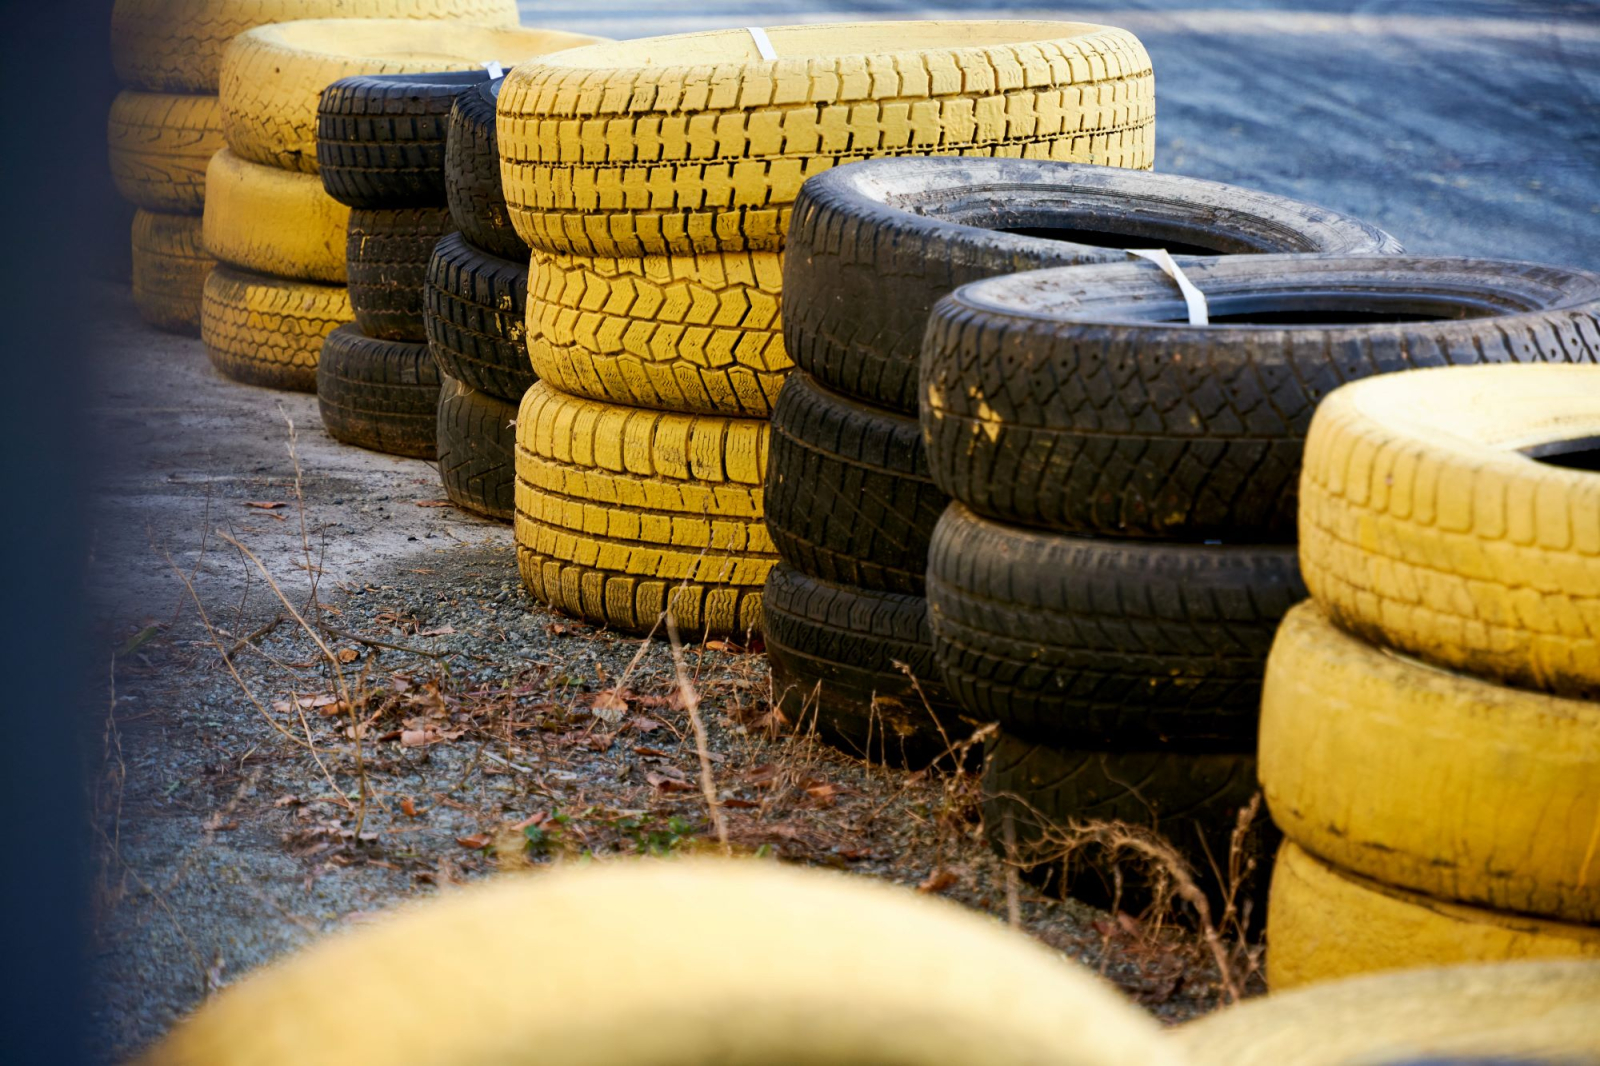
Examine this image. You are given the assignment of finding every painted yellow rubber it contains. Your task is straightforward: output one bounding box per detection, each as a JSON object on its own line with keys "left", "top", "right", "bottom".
{"left": 110, "top": 0, "right": 520, "bottom": 93}
{"left": 107, "top": 91, "right": 224, "bottom": 215}
{"left": 140, "top": 859, "right": 1182, "bottom": 1066}
{"left": 220, "top": 19, "right": 605, "bottom": 172}
{"left": 527, "top": 248, "right": 790, "bottom": 416}
{"left": 201, "top": 265, "right": 353, "bottom": 392}
{"left": 1178, "top": 958, "right": 1600, "bottom": 1066}
{"left": 202, "top": 149, "right": 349, "bottom": 282}
{"left": 498, "top": 21, "right": 1155, "bottom": 255}
{"left": 513, "top": 382, "right": 775, "bottom": 636}
{"left": 131, "top": 211, "right": 217, "bottom": 335}
{"left": 1266, "top": 842, "right": 1600, "bottom": 991}
{"left": 1262, "top": 603, "right": 1600, "bottom": 924}
{"left": 1301, "top": 363, "right": 1600, "bottom": 699}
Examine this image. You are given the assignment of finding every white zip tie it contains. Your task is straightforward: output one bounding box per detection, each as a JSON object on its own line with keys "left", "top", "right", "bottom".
{"left": 483, "top": 61, "right": 505, "bottom": 79}
{"left": 1126, "top": 247, "right": 1210, "bottom": 326}
{"left": 747, "top": 26, "right": 778, "bottom": 60}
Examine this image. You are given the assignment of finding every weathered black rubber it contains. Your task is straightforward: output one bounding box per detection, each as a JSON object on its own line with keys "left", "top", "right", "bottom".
{"left": 764, "top": 565, "right": 968, "bottom": 769}
{"left": 983, "top": 729, "right": 1276, "bottom": 928}
{"left": 436, "top": 375, "right": 516, "bottom": 521}
{"left": 443, "top": 77, "right": 527, "bottom": 261}
{"left": 424, "top": 233, "right": 532, "bottom": 402}
{"left": 316, "top": 324, "right": 440, "bottom": 458}
{"left": 784, "top": 157, "right": 1402, "bottom": 414}
{"left": 922, "top": 254, "right": 1600, "bottom": 541}
{"left": 765, "top": 372, "right": 948, "bottom": 596}
{"left": 927, "top": 504, "right": 1305, "bottom": 750}
{"left": 346, "top": 206, "right": 456, "bottom": 342}
{"left": 317, "top": 71, "right": 492, "bottom": 209}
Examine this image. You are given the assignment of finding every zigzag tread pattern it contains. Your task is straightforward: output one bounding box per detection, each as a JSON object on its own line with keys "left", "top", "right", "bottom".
{"left": 201, "top": 265, "right": 353, "bottom": 392}
{"left": 527, "top": 248, "right": 789, "bottom": 416}
{"left": 107, "top": 91, "right": 224, "bottom": 214}
{"left": 346, "top": 207, "right": 457, "bottom": 341}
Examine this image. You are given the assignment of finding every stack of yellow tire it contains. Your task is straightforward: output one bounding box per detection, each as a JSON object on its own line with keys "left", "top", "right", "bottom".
{"left": 1259, "top": 362, "right": 1600, "bottom": 988}
{"left": 196, "top": 7, "right": 551, "bottom": 391}
{"left": 499, "top": 21, "right": 1160, "bottom": 638}
{"left": 107, "top": 0, "right": 520, "bottom": 338}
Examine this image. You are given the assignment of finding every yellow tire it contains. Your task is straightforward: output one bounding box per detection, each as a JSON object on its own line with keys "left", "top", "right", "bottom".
{"left": 107, "top": 91, "right": 224, "bottom": 215}
{"left": 527, "top": 248, "right": 790, "bottom": 416}
{"left": 201, "top": 265, "right": 352, "bottom": 392}
{"left": 202, "top": 149, "right": 349, "bottom": 282}
{"left": 220, "top": 19, "right": 604, "bottom": 173}
{"left": 132, "top": 211, "right": 217, "bottom": 336}
{"left": 1262, "top": 602, "right": 1600, "bottom": 925}
{"left": 1301, "top": 363, "right": 1600, "bottom": 698}
{"left": 498, "top": 21, "right": 1155, "bottom": 256}
{"left": 1177, "top": 958, "right": 1600, "bottom": 1066}
{"left": 1266, "top": 842, "right": 1600, "bottom": 991}
{"left": 110, "top": 0, "right": 520, "bottom": 93}
{"left": 139, "top": 859, "right": 1182, "bottom": 1066}
{"left": 514, "top": 382, "right": 775, "bottom": 636}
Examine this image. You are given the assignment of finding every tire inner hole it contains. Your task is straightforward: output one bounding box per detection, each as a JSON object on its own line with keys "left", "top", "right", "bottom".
{"left": 1524, "top": 436, "right": 1600, "bottom": 472}
{"left": 999, "top": 226, "right": 1226, "bottom": 257}
{"left": 1155, "top": 292, "right": 1504, "bottom": 326}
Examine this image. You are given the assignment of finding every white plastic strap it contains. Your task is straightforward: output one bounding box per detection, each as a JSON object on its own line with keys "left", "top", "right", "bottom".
{"left": 484, "top": 61, "right": 505, "bottom": 79}
{"left": 747, "top": 26, "right": 778, "bottom": 60}
{"left": 1126, "top": 247, "right": 1209, "bottom": 325}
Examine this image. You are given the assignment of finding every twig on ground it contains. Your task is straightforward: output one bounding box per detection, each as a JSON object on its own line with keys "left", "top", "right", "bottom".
{"left": 666, "top": 612, "right": 728, "bottom": 854}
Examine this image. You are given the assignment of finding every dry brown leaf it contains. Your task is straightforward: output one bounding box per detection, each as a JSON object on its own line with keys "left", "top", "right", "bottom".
{"left": 244, "top": 501, "right": 285, "bottom": 510}
{"left": 416, "top": 500, "right": 454, "bottom": 508}
{"left": 336, "top": 648, "right": 359, "bottom": 664}
{"left": 203, "top": 812, "right": 238, "bottom": 832}
{"left": 918, "top": 869, "right": 958, "bottom": 894}
{"left": 456, "top": 834, "right": 492, "bottom": 850}
{"left": 400, "top": 797, "right": 419, "bottom": 818}
{"left": 646, "top": 771, "right": 696, "bottom": 793}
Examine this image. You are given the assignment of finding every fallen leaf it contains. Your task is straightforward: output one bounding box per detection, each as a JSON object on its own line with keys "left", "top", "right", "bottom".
{"left": 633, "top": 745, "right": 673, "bottom": 758}
{"left": 400, "top": 729, "right": 428, "bottom": 747}
{"left": 646, "top": 771, "right": 696, "bottom": 793}
{"left": 203, "top": 812, "right": 238, "bottom": 832}
{"left": 416, "top": 625, "right": 456, "bottom": 637}
{"left": 456, "top": 834, "right": 492, "bottom": 850}
{"left": 590, "top": 688, "right": 630, "bottom": 724}
{"left": 336, "top": 648, "right": 359, "bottom": 664}
{"left": 400, "top": 797, "right": 419, "bottom": 818}
{"left": 704, "top": 639, "right": 741, "bottom": 652}
{"left": 245, "top": 501, "right": 285, "bottom": 510}
{"left": 918, "top": 869, "right": 958, "bottom": 894}
{"left": 722, "top": 798, "right": 760, "bottom": 809}
{"left": 273, "top": 794, "right": 301, "bottom": 808}
{"left": 629, "top": 716, "right": 662, "bottom": 733}
{"left": 416, "top": 500, "right": 454, "bottom": 508}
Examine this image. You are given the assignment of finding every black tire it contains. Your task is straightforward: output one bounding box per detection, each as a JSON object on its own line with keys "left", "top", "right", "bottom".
{"left": 436, "top": 375, "right": 516, "bottom": 521}
{"left": 784, "top": 158, "right": 1402, "bottom": 414}
{"left": 424, "top": 232, "right": 533, "bottom": 402}
{"left": 316, "top": 324, "right": 441, "bottom": 459}
{"left": 982, "top": 729, "right": 1275, "bottom": 928}
{"left": 317, "top": 71, "right": 492, "bottom": 209}
{"left": 444, "top": 77, "right": 527, "bottom": 261}
{"left": 923, "top": 255, "right": 1600, "bottom": 541}
{"left": 927, "top": 504, "right": 1305, "bottom": 750}
{"left": 764, "top": 565, "right": 967, "bottom": 768}
{"left": 347, "top": 206, "right": 457, "bottom": 342}
{"left": 764, "top": 373, "right": 948, "bottom": 596}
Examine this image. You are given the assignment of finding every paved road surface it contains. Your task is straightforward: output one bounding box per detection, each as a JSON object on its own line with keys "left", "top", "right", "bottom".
{"left": 518, "top": 0, "right": 1600, "bottom": 270}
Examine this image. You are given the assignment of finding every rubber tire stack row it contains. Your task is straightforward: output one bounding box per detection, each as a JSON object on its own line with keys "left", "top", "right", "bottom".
{"left": 503, "top": 21, "right": 1158, "bottom": 641}
{"left": 424, "top": 77, "right": 536, "bottom": 520}
{"left": 201, "top": 17, "right": 597, "bottom": 394}
{"left": 1257, "top": 359, "right": 1600, "bottom": 990}
{"left": 766, "top": 155, "right": 1396, "bottom": 793}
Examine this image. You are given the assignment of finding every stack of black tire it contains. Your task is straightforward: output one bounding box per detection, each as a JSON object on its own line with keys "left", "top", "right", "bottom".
{"left": 423, "top": 76, "right": 534, "bottom": 521}
{"left": 314, "top": 72, "right": 491, "bottom": 459}
{"left": 778, "top": 157, "right": 1404, "bottom": 918}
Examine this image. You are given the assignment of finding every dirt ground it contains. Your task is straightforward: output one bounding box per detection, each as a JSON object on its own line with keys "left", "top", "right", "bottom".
{"left": 87, "top": 2, "right": 1600, "bottom": 1061}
